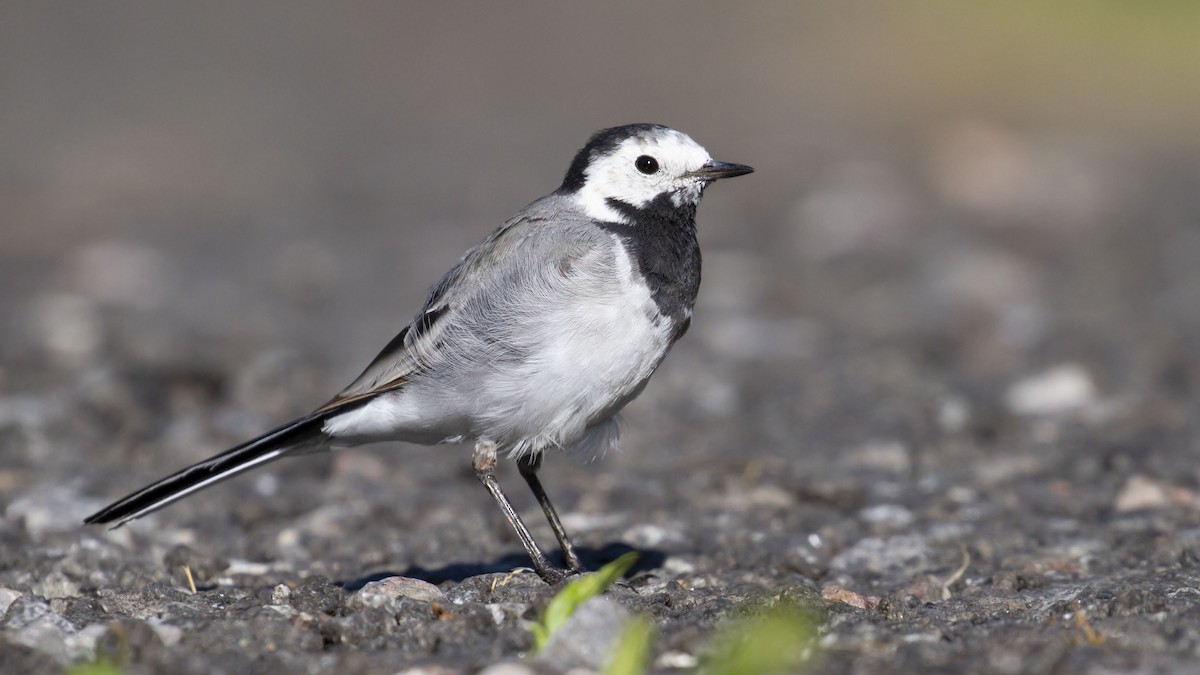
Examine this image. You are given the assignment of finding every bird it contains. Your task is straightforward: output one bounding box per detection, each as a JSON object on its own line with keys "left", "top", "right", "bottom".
{"left": 84, "top": 123, "right": 753, "bottom": 583}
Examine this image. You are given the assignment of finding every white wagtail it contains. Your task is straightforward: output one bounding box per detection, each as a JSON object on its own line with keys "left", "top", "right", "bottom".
{"left": 85, "top": 124, "right": 753, "bottom": 582}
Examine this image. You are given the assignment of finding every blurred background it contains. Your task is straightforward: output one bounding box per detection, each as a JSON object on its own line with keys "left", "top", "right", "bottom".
{"left": 2, "top": 1, "right": 1199, "bottom": 488}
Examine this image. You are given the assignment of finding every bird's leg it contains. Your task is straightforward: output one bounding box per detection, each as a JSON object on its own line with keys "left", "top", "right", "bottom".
{"left": 518, "top": 453, "right": 584, "bottom": 573}
{"left": 472, "top": 440, "right": 568, "bottom": 584}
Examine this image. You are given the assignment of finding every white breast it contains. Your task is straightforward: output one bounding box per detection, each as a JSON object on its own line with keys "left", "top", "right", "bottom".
{"left": 323, "top": 235, "right": 675, "bottom": 458}
{"left": 470, "top": 237, "right": 673, "bottom": 456}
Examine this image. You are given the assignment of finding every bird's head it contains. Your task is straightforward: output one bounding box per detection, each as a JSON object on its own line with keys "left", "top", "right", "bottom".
{"left": 559, "top": 124, "right": 753, "bottom": 224}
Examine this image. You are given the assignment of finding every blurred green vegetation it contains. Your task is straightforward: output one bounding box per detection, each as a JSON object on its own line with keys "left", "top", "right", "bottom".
{"left": 531, "top": 552, "right": 638, "bottom": 651}
{"left": 604, "top": 616, "right": 655, "bottom": 675}
{"left": 871, "top": 1, "right": 1200, "bottom": 144}
{"left": 598, "top": 594, "right": 823, "bottom": 675}
{"left": 66, "top": 661, "right": 125, "bottom": 675}
{"left": 699, "top": 600, "right": 823, "bottom": 675}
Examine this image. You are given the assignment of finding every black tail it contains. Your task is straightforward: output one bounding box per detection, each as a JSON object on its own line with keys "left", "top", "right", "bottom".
{"left": 84, "top": 411, "right": 330, "bottom": 528}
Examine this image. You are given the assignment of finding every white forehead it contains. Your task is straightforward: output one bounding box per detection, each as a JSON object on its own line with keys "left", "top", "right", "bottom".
{"left": 576, "top": 128, "right": 714, "bottom": 220}
{"left": 610, "top": 128, "right": 711, "bottom": 167}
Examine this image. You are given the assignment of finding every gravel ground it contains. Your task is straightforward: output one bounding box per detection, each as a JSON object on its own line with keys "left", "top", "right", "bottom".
{"left": 3, "top": 5, "right": 1200, "bottom": 674}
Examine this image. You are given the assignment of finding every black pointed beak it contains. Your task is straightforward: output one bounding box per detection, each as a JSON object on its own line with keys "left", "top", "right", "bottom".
{"left": 688, "top": 160, "right": 755, "bottom": 182}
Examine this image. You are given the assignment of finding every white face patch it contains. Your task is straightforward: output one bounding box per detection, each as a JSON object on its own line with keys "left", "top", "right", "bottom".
{"left": 573, "top": 128, "right": 713, "bottom": 218}
{"left": 574, "top": 183, "right": 634, "bottom": 224}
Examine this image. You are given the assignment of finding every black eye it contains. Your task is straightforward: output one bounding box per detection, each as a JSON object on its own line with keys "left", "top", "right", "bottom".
{"left": 635, "top": 155, "right": 659, "bottom": 175}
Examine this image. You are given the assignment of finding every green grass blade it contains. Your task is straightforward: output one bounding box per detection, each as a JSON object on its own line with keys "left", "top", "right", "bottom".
{"left": 604, "top": 615, "right": 655, "bottom": 675}
{"left": 532, "top": 551, "right": 639, "bottom": 650}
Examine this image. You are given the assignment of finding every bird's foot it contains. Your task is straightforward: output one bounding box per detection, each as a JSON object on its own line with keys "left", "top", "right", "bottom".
{"left": 534, "top": 559, "right": 591, "bottom": 585}
{"left": 535, "top": 564, "right": 574, "bottom": 585}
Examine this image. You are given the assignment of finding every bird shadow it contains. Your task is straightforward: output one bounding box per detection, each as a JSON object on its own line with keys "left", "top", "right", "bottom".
{"left": 337, "top": 542, "right": 666, "bottom": 590}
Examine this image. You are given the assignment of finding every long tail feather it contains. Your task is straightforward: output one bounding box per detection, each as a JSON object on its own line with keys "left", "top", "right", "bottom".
{"left": 84, "top": 411, "right": 330, "bottom": 528}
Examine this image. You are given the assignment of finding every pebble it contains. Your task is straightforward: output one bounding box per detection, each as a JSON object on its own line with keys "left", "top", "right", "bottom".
{"left": 1, "top": 595, "right": 79, "bottom": 664}
{"left": 0, "top": 588, "right": 23, "bottom": 615}
{"left": 63, "top": 623, "right": 110, "bottom": 662}
{"left": 662, "top": 557, "right": 696, "bottom": 575}
{"left": 558, "top": 512, "right": 624, "bottom": 532}
{"left": 937, "top": 396, "right": 972, "bottom": 433}
{"left": 656, "top": 651, "right": 700, "bottom": 669}
{"left": 478, "top": 663, "right": 536, "bottom": 675}
{"left": 860, "top": 504, "right": 915, "bottom": 529}
{"left": 623, "top": 523, "right": 686, "bottom": 548}
{"left": 483, "top": 603, "right": 507, "bottom": 626}
{"left": 1005, "top": 364, "right": 1096, "bottom": 416}
{"left": 222, "top": 559, "right": 276, "bottom": 576}
{"left": 1114, "top": 474, "right": 1172, "bottom": 512}
{"left": 822, "top": 584, "right": 881, "bottom": 611}
{"left": 354, "top": 576, "right": 444, "bottom": 607}
{"left": 147, "top": 619, "right": 184, "bottom": 647}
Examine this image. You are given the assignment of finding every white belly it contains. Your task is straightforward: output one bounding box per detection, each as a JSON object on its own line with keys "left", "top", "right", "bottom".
{"left": 323, "top": 240, "right": 676, "bottom": 457}
{"left": 465, "top": 243, "right": 673, "bottom": 455}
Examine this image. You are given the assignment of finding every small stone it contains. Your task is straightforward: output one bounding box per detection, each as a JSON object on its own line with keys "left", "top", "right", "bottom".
{"left": 483, "top": 603, "right": 507, "bottom": 626}
{"left": 63, "top": 623, "right": 110, "bottom": 662}
{"left": 860, "top": 504, "right": 915, "bottom": 529}
{"left": 223, "top": 559, "right": 275, "bottom": 576}
{"left": 821, "top": 584, "right": 881, "bottom": 611}
{"left": 355, "top": 576, "right": 444, "bottom": 606}
{"left": 656, "top": 651, "right": 700, "bottom": 669}
{"left": 1114, "top": 474, "right": 1171, "bottom": 513}
{"left": 558, "top": 512, "right": 624, "bottom": 532}
{"left": 0, "top": 588, "right": 24, "bottom": 615}
{"left": 662, "top": 557, "right": 696, "bottom": 575}
{"left": 1, "top": 595, "right": 79, "bottom": 664}
{"left": 623, "top": 523, "right": 686, "bottom": 548}
{"left": 1005, "top": 364, "right": 1096, "bottom": 416}
{"left": 146, "top": 620, "right": 184, "bottom": 647}
{"left": 937, "top": 396, "right": 971, "bottom": 433}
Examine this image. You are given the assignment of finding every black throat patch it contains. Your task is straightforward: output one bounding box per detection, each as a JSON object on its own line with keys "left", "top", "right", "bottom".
{"left": 600, "top": 193, "right": 701, "bottom": 339}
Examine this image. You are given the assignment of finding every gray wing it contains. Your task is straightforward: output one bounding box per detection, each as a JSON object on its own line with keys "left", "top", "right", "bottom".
{"left": 317, "top": 195, "right": 609, "bottom": 411}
